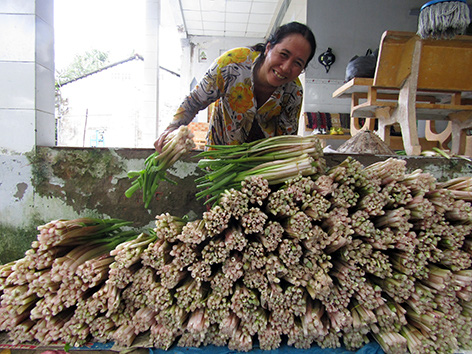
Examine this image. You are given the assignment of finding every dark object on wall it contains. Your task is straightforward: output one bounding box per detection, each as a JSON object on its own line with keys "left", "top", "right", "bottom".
{"left": 345, "top": 48, "right": 379, "bottom": 82}
{"left": 417, "top": 0, "right": 471, "bottom": 39}
{"left": 318, "top": 48, "right": 336, "bottom": 73}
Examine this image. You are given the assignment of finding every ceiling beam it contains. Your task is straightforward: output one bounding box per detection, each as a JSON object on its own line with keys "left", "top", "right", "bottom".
{"left": 270, "top": 0, "right": 291, "bottom": 34}
{"left": 167, "top": 0, "right": 187, "bottom": 37}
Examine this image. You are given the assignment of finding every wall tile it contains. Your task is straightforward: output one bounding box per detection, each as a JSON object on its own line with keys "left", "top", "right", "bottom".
{"left": 35, "top": 16, "right": 54, "bottom": 71}
{"left": 0, "top": 0, "right": 34, "bottom": 14}
{"left": 0, "top": 62, "right": 35, "bottom": 109}
{"left": 0, "top": 14, "right": 35, "bottom": 61}
{"left": 35, "top": 63, "right": 55, "bottom": 114}
{"left": 0, "top": 109, "right": 35, "bottom": 152}
{"left": 35, "top": 0, "right": 53, "bottom": 25}
{"left": 35, "top": 110, "right": 56, "bottom": 146}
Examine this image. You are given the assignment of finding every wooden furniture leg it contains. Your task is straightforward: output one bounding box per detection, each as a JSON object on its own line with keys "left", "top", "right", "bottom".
{"left": 350, "top": 93, "right": 376, "bottom": 136}
{"left": 375, "top": 107, "right": 394, "bottom": 147}
{"left": 450, "top": 111, "right": 472, "bottom": 155}
{"left": 466, "top": 136, "right": 472, "bottom": 156}
{"left": 381, "top": 39, "right": 422, "bottom": 155}
{"left": 425, "top": 120, "right": 452, "bottom": 151}
{"left": 351, "top": 117, "right": 376, "bottom": 136}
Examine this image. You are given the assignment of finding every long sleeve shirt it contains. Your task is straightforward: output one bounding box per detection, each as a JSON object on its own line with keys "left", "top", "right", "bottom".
{"left": 169, "top": 47, "right": 304, "bottom": 146}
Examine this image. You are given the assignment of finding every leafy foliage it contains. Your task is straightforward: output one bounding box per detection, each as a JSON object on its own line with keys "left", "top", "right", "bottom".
{"left": 56, "top": 49, "right": 110, "bottom": 86}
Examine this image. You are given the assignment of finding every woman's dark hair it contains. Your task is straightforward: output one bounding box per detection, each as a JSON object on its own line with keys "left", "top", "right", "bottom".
{"left": 252, "top": 22, "right": 316, "bottom": 68}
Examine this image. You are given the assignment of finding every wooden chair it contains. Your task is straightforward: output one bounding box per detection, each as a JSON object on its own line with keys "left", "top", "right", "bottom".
{"left": 333, "top": 31, "right": 472, "bottom": 155}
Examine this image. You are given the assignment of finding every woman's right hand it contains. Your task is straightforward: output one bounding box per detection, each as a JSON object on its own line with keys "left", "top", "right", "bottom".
{"left": 154, "top": 127, "right": 176, "bottom": 152}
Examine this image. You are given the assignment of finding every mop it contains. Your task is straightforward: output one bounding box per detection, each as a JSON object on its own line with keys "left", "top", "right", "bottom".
{"left": 417, "top": 0, "right": 471, "bottom": 39}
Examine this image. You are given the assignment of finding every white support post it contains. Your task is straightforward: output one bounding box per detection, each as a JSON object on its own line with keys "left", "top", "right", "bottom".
{"left": 140, "top": 0, "right": 160, "bottom": 148}
{"left": 0, "top": 0, "right": 55, "bottom": 153}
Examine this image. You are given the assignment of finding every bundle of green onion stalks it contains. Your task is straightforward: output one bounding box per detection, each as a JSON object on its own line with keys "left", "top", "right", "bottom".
{"left": 196, "top": 135, "right": 325, "bottom": 204}
{"left": 125, "top": 126, "right": 196, "bottom": 208}
{"left": 3, "top": 156, "right": 472, "bottom": 353}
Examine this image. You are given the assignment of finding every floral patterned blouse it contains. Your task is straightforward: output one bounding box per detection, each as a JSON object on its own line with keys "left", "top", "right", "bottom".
{"left": 168, "top": 47, "right": 304, "bottom": 146}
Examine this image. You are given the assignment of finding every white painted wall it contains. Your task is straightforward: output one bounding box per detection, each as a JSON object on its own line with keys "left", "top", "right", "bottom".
{"left": 56, "top": 57, "right": 181, "bottom": 148}
{"left": 57, "top": 60, "right": 144, "bottom": 148}
{"left": 0, "top": 0, "right": 55, "bottom": 153}
{"left": 0, "top": 0, "right": 55, "bottom": 229}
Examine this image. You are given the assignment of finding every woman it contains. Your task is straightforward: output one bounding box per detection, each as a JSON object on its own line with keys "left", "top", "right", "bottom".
{"left": 154, "top": 21, "right": 316, "bottom": 151}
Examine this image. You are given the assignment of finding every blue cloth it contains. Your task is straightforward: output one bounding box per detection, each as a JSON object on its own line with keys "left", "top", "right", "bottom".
{"left": 71, "top": 341, "right": 116, "bottom": 350}
{"left": 149, "top": 342, "right": 384, "bottom": 354}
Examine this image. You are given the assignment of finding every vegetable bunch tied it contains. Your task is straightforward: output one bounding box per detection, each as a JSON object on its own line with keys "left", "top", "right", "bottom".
{"left": 125, "top": 126, "right": 196, "bottom": 208}
{"left": 196, "top": 135, "right": 325, "bottom": 204}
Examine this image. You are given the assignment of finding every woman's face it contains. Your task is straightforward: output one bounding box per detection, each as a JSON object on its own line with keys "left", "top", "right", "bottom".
{"left": 258, "top": 33, "right": 312, "bottom": 89}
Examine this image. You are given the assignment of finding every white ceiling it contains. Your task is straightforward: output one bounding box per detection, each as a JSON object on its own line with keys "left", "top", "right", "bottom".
{"left": 172, "top": 0, "right": 286, "bottom": 38}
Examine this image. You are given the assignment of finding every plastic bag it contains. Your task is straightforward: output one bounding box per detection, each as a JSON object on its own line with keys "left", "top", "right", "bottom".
{"left": 345, "top": 48, "right": 378, "bottom": 82}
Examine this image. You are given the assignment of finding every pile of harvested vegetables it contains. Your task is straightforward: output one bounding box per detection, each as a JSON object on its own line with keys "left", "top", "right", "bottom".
{"left": 1, "top": 134, "right": 472, "bottom": 353}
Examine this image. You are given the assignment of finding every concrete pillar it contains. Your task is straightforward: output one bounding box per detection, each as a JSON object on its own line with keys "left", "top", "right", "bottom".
{"left": 0, "top": 0, "right": 55, "bottom": 153}
{"left": 140, "top": 0, "right": 160, "bottom": 147}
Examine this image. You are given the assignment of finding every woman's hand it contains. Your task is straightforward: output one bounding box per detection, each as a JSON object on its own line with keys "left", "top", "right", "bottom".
{"left": 154, "top": 127, "right": 177, "bottom": 152}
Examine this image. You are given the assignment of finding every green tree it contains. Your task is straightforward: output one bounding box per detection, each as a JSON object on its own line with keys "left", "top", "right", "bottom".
{"left": 56, "top": 49, "right": 110, "bottom": 85}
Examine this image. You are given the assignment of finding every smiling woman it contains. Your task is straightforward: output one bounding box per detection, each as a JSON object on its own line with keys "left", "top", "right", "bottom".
{"left": 253, "top": 31, "right": 312, "bottom": 107}
{"left": 154, "top": 21, "right": 317, "bottom": 152}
